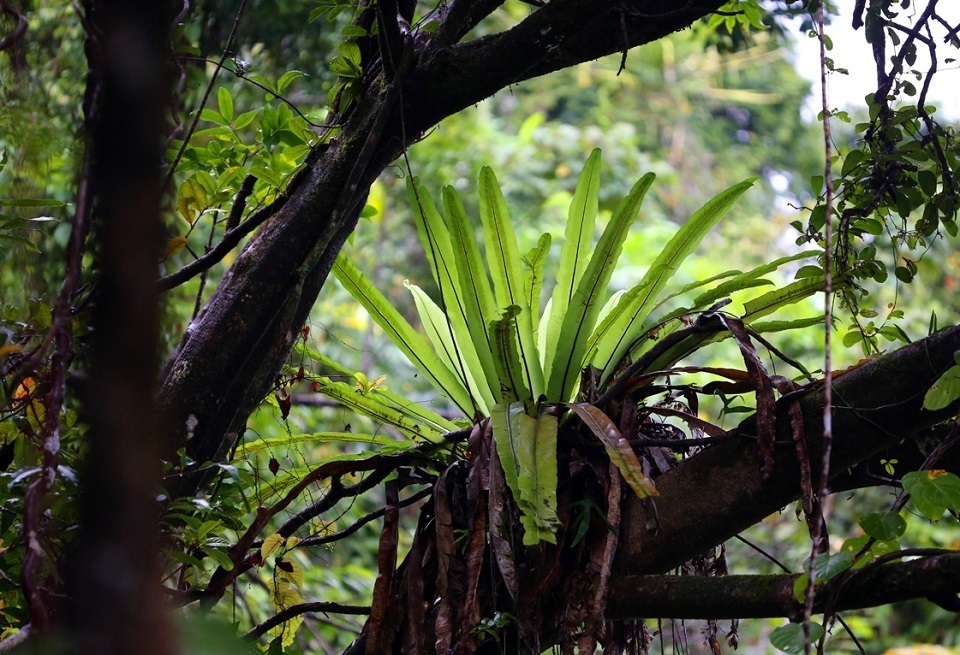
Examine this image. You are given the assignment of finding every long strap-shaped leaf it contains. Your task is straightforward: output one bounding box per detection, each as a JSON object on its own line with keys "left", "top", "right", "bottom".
{"left": 567, "top": 402, "right": 658, "bottom": 498}
{"left": 332, "top": 254, "right": 473, "bottom": 416}
{"left": 638, "top": 276, "right": 841, "bottom": 376}
{"left": 523, "top": 233, "right": 552, "bottom": 334}
{"left": 588, "top": 178, "right": 756, "bottom": 383}
{"left": 547, "top": 173, "right": 655, "bottom": 402}
{"left": 490, "top": 402, "right": 523, "bottom": 505}
{"left": 478, "top": 167, "right": 544, "bottom": 399}
{"left": 443, "top": 187, "right": 501, "bottom": 400}
{"left": 295, "top": 343, "right": 459, "bottom": 434}
{"left": 543, "top": 149, "right": 602, "bottom": 375}
{"left": 313, "top": 377, "right": 448, "bottom": 442}
{"left": 488, "top": 305, "right": 531, "bottom": 407}
{"left": 517, "top": 409, "right": 560, "bottom": 545}
{"left": 408, "top": 180, "right": 498, "bottom": 409}
{"left": 628, "top": 253, "right": 821, "bottom": 366}
{"left": 690, "top": 251, "right": 818, "bottom": 309}
{"left": 490, "top": 402, "right": 560, "bottom": 546}
{"left": 406, "top": 281, "right": 493, "bottom": 416}
{"left": 234, "top": 432, "right": 411, "bottom": 459}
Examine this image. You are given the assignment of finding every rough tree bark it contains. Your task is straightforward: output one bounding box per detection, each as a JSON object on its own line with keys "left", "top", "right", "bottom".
{"left": 616, "top": 324, "right": 960, "bottom": 576}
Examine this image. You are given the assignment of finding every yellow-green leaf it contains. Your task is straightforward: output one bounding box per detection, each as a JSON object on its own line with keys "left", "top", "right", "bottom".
{"left": 261, "top": 533, "right": 285, "bottom": 560}
{"left": 567, "top": 402, "right": 658, "bottom": 498}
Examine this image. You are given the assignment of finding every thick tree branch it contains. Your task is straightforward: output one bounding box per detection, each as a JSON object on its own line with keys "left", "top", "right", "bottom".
{"left": 617, "top": 325, "right": 960, "bottom": 575}
{"left": 432, "top": 0, "right": 507, "bottom": 47}
{"left": 606, "top": 552, "right": 960, "bottom": 620}
{"left": 157, "top": 194, "right": 284, "bottom": 292}
{"left": 406, "top": 0, "right": 726, "bottom": 134}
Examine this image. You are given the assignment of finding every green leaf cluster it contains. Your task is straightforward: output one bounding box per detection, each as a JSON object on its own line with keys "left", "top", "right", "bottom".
{"left": 333, "top": 150, "right": 828, "bottom": 544}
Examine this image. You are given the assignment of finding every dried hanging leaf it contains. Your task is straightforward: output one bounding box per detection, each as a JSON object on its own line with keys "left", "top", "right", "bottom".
{"left": 715, "top": 314, "right": 776, "bottom": 479}
{"left": 368, "top": 480, "right": 400, "bottom": 653}
{"left": 163, "top": 236, "right": 188, "bottom": 258}
{"left": 567, "top": 403, "right": 658, "bottom": 498}
{"left": 434, "top": 466, "right": 457, "bottom": 654}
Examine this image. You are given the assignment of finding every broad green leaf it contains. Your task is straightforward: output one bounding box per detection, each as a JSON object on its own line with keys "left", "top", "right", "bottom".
{"left": 333, "top": 254, "right": 473, "bottom": 416}
{"left": 443, "top": 186, "right": 501, "bottom": 399}
{"left": 489, "top": 306, "right": 531, "bottom": 407}
{"left": 770, "top": 623, "right": 823, "bottom": 655}
{"left": 276, "top": 557, "right": 304, "bottom": 589}
{"left": 517, "top": 409, "right": 560, "bottom": 545}
{"left": 200, "top": 545, "right": 234, "bottom": 571}
{"left": 923, "top": 365, "right": 960, "bottom": 411}
{"left": 808, "top": 550, "right": 854, "bottom": 584}
{"left": 233, "top": 432, "right": 410, "bottom": 459}
{"left": 478, "top": 167, "right": 544, "bottom": 398}
{"left": 858, "top": 511, "right": 906, "bottom": 541}
{"left": 406, "top": 281, "right": 493, "bottom": 416}
{"left": 277, "top": 70, "right": 306, "bottom": 93}
{"left": 547, "top": 173, "right": 655, "bottom": 402}
{"left": 295, "top": 344, "right": 458, "bottom": 434}
{"left": 523, "top": 233, "right": 552, "bottom": 333}
{"left": 841, "top": 535, "right": 900, "bottom": 568}
{"left": 902, "top": 469, "right": 960, "bottom": 520}
{"left": 490, "top": 402, "right": 524, "bottom": 500}
{"left": 217, "top": 87, "right": 234, "bottom": 123}
{"left": 589, "top": 178, "right": 756, "bottom": 383}
{"left": 567, "top": 403, "right": 658, "bottom": 498}
{"left": 792, "top": 573, "right": 809, "bottom": 603}
{"left": 543, "top": 149, "right": 602, "bottom": 376}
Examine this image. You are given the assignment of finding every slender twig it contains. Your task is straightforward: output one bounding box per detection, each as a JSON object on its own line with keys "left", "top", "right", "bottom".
{"left": 734, "top": 535, "right": 790, "bottom": 573}
{"left": 804, "top": 4, "right": 835, "bottom": 653}
{"left": 243, "top": 602, "right": 370, "bottom": 640}
{"left": 164, "top": 0, "right": 249, "bottom": 187}
{"left": 0, "top": 0, "right": 27, "bottom": 51}
{"left": 157, "top": 195, "right": 286, "bottom": 292}
{"left": 21, "top": 6, "right": 101, "bottom": 624}
{"left": 296, "top": 487, "right": 432, "bottom": 548}
{"left": 0, "top": 623, "right": 30, "bottom": 653}
{"left": 176, "top": 56, "right": 333, "bottom": 129}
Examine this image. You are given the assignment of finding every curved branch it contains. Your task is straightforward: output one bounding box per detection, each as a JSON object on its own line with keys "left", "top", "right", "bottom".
{"left": 0, "top": 0, "right": 27, "bottom": 52}
{"left": 243, "top": 602, "right": 370, "bottom": 640}
{"left": 296, "top": 486, "right": 433, "bottom": 548}
{"left": 157, "top": 196, "right": 286, "bottom": 292}
{"left": 607, "top": 552, "right": 960, "bottom": 620}
{"left": 408, "top": 0, "right": 727, "bottom": 133}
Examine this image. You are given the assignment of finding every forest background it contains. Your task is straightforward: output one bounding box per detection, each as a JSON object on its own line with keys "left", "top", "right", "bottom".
{"left": 1, "top": 0, "right": 960, "bottom": 654}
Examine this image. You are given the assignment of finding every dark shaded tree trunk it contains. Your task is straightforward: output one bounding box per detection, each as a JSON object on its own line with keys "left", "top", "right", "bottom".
{"left": 63, "top": 1, "right": 175, "bottom": 653}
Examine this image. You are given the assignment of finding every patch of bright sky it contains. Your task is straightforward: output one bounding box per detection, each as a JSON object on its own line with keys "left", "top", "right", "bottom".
{"left": 791, "top": 0, "right": 960, "bottom": 122}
